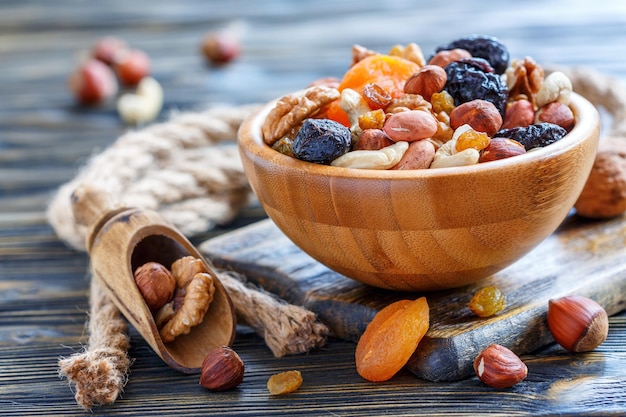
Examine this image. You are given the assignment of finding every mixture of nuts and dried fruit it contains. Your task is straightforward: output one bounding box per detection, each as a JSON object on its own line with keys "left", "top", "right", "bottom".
{"left": 133, "top": 256, "right": 216, "bottom": 343}
{"left": 261, "top": 35, "right": 575, "bottom": 170}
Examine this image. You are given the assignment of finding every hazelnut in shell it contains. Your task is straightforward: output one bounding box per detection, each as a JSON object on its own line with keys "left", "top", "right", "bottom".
{"left": 547, "top": 295, "right": 609, "bottom": 352}
{"left": 474, "top": 344, "right": 527, "bottom": 389}
{"left": 200, "top": 346, "right": 244, "bottom": 391}
{"left": 68, "top": 58, "right": 118, "bottom": 106}
{"left": 133, "top": 262, "right": 176, "bottom": 311}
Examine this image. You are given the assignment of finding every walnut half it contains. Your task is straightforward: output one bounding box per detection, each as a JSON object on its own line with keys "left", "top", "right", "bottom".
{"left": 155, "top": 256, "right": 216, "bottom": 343}
{"left": 261, "top": 86, "right": 340, "bottom": 146}
{"left": 575, "top": 137, "right": 626, "bottom": 219}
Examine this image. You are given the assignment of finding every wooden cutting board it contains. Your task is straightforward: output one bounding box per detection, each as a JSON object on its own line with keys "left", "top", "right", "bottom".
{"left": 199, "top": 213, "right": 626, "bottom": 382}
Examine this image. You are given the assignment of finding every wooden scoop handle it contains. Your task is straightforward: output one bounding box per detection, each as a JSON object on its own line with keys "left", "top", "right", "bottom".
{"left": 71, "top": 184, "right": 118, "bottom": 227}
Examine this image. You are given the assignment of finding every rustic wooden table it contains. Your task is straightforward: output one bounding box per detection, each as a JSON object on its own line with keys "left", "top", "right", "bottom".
{"left": 1, "top": 0, "right": 626, "bottom": 416}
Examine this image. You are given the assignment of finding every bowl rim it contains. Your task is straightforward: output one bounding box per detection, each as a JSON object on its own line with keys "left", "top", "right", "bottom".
{"left": 240, "top": 92, "right": 599, "bottom": 179}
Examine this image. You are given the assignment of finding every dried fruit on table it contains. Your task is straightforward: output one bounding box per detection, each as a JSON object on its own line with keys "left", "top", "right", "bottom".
{"left": 355, "top": 297, "right": 429, "bottom": 382}
{"left": 326, "top": 54, "right": 421, "bottom": 126}
{"left": 267, "top": 370, "right": 303, "bottom": 395}
{"left": 469, "top": 286, "right": 506, "bottom": 318}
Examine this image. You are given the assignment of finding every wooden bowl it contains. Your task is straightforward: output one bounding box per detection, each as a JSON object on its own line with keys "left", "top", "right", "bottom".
{"left": 238, "top": 93, "right": 600, "bottom": 291}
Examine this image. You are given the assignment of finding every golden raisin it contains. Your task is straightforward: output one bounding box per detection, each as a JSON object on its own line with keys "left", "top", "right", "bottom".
{"left": 456, "top": 129, "right": 490, "bottom": 152}
{"left": 267, "top": 370, "right": 303, "bottom": 395}
{"left": 355, "top": 297, "right": 429, "bottom": 382}
{"left": 362, "top": 83, "right": 392, "bottom": 110}
{"left": 469, "top": 286, "right": 506, "bottom": 318}
{"left": 358, "top": 109, "right": 386, "bottom": 130}
{"left": 431, "top": 90, "right": 455, "bottom": 114}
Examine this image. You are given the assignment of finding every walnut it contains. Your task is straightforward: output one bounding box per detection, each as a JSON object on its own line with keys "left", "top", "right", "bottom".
{"left": 575, "top": 137, "right": 626, "bottom": 219}
{"left": 156, "top": 256, "right": 216, "bottom": 343}
{"left": 388, "top": 42, "right": 426, "bottom": 67}
{"left": 505, "top": 57, "right": 544, "bottom": 108}
{"left": 261, "top": 86, "right": 340, "bottom": 146}
{"left": 385, "top": 94, "right": 432, "bottom": 114}
{"left": 351, "top": 44, "right": 378, "bottom": 66}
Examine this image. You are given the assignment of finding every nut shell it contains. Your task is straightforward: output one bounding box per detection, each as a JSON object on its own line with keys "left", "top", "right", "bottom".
{"left": 547, "top": 295, "right": 609, "bottom": 352}
{"left": 450, "top": 99, "right": 502, "bottom": 137}
{"left": 133, "top": 262, "right": 176, "bottom": 311}
{"left": 575, "top": 137, "right": 626, "bottom": 218}
{"left": 479, "top": 138, "right": 526, "bottom": 163}
{"left": 474, "top": 344, "right": 527, "bottom": 389}
{"left": 403, "top": 65, "right": 447, "bottom": 100}
{"left": 200, "top": 346, "right": 244, "bottom": 391}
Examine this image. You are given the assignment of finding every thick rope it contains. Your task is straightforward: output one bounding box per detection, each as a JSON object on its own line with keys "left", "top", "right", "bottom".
{"left": 58, "top": 278, "right": 132, "bottom": 410}
{"left": 49, "top": 104, "right": 329, "bottom": 410}
{"left": 47, "top": 105, "right": 260, "bottom": 251}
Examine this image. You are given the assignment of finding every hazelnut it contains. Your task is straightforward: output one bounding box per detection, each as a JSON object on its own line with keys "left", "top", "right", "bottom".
{"left": 201, "top": 31, "right": 241, "bottom": 65}
{"left": 403, "top": 65, "right": 447, "bottom": 100}
{"left": 200, "top": 346, "right": 244, "bottom": 391}
{"left": 133, "top": 262, "right": 176, "bottom": 311}
{"left": 535, "top": 102, "right": 575, "bottom": 132}
{"left": 91, "top": 36, "right": 128, "bottom": 66}
{"left": 114, "top": 48, "right": 151, "bottom": 86}
{"left": 68, "top": 58, "right": 118, "bottom": 106}
{"left": 450, "top": 99, "right": 502, "bottom": 137}
{"left": 547, "top": 295, "right": 609, "bottom": 352}
{"left": 479, "top": 138, "right": 526, "bottom": 163}
{"left": 501, "top": 99, "right": 534, "bottom": 130}
{"left": 428, "top": 48, "right": 472, "bottom": 68}
{"left": 473, "top": 344, "right": 527, "bottom": 389}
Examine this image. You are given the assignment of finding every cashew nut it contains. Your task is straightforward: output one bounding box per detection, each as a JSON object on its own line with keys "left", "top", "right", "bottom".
{"left": 535, "top": 71, "right": 572, "bottom": 108}
{"left": 116, "top": 76, "right": 164, "bottom": 124}
{"left": 430, "top": 124, "right": 480, "bottom": 168}
{"left": 340, "top": 88, "right": 371, "bottom": 139}
{"left": 331, "top": 141, "right": 409, "bottom": 169}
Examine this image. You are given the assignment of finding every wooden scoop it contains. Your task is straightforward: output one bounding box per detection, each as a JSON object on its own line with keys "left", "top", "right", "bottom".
{"left": 71, "top": 184, "right": 236, "bottom": 374}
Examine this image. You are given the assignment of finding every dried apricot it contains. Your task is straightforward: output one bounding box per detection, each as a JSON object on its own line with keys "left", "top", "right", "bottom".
{"left": 326, "top": 54, "right": 421, "bottom": 126}
{"left": 355, "top": 297, "right": 429, "bottom": 382}
{"left": 267, "top": 370, "right": 303, "bottom": 395}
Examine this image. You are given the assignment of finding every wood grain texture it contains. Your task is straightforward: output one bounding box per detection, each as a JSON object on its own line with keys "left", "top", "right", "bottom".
{"left": 237, "top": 93, "right": 600, "bottom": 291}
{"left": 2, "top": 0, "right": 626, "bottom": 415}
{"left": 200, "top": 214, "right": 626, "bottom": 381}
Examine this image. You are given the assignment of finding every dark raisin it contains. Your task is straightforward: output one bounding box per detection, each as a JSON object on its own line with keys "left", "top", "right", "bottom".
{"left": 444, "top": 60, "right": 508, "bottom": 117}
{"left": 292, "top": 118, "right": 351, "bottom": 164}
{"left": 454, "top": 57, "right": 494, "bottom": 73}
{"left": 434, "top": 35, "right": 510, "bottom": 74}
{"left": 494, "top": 123, "right": 568, "bottom": 150}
